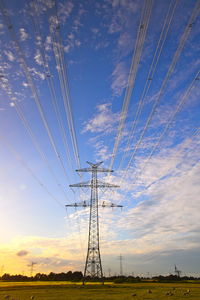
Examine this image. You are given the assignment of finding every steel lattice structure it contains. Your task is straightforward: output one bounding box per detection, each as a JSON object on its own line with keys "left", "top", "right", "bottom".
{"left": 66, "top": 161, "right": 122, "bottom": 283}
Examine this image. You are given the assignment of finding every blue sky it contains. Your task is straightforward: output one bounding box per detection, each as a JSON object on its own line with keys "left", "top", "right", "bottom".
{"left": 0, "top": 0, "right": 200, "bottom": 277}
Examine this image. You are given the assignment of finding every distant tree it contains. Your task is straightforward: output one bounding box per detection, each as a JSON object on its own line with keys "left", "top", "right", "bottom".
{"left": 2, "top": 274, "right": 11, "bottom": 280}
{"left": 48, "top": 272, "right": 56, "bottom": 281}
{"left": 66, "top": 271, "right": 73, "bottom": 280}
{"left": 72, "top": 271, "right": 83, "bottom": 281}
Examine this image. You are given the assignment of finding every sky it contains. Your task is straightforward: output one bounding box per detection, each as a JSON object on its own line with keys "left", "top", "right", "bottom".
{"left": 0, "top": 0, "right": 199, "bottom": 277}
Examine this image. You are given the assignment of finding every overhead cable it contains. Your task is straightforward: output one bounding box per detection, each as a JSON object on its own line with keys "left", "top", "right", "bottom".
{"left": 0, "top": 60, "right": 72, "bottom": 203}
{"left": 118, "top": 0, "right": 179, "bottom": 171}
{"left": 120, "top": 72, "right": 199, "bottom": 202}
{"left": 49, "top": 1, "right": 81, "bottom": 170}
{"left": 109, "top": 0, "right": 153, "bottom": 170}
{"left": 31, "top": 1, "right": 75, "bottom": 173}
{"left": 0, "top": 136, "right": 65, "bottom": 209}
{"left": 141, "top": 70, "right": 200, "bottom": 167}
{"left": 0, "top": 0, "right": 71, "bottom": 183}
{"left": 122, "top": 0, "right": 200, "bottom": 178}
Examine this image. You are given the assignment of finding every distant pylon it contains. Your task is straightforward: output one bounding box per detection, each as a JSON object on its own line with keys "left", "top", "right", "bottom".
{"left": 118, "top": 254, "right": 123, "bottom": 276}
{"left": 174, "top": 264, "right": 181, "bottom": 277}
{"left": 66, "top": 161, "right": 122, "bottom": 283}
{"left": 108, "top": 268, "right": 111, "bottom": 277}
{"left": 27, "top": 262, "right": 37, "bottom": 277}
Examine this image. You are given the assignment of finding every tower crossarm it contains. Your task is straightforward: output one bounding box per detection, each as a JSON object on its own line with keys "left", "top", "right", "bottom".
{"left": 69, "top": 180, "right": 91, "bottom": 187}
{"left": 69, "top": 180, "right": 119, "bottom": 188}
{"left": 66, "top": 200, "right": 89, "bottom": 208}
{"left": 97, "top": 180, "right": 119, "bottom": 188}
{"left": 101, "top": 201, "right": 123, "bottom": 208}
{"left": 66, "top": 201, "right": 122, "bottom": 208}
{"left": 76, "top": 167, "right": 113, "bottom": 173}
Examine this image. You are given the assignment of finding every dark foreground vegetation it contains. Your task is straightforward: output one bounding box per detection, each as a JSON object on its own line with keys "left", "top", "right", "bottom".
{"left": 0, "top": 272, "right": 200, "bottom": 283}
{"left": 0, "top": 271, "right": 83, "bottom": 282}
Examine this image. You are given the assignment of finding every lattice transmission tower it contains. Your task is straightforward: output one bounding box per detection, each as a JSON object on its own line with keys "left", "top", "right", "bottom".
{"left": 174, "top": 264, "right": 182, "bottom": 277}
{"left": 27, "top": 261, "right": 37, "bottom": 277}
{"left": 118, "top": 254, "right": 123, "bottom": 276}
{"left": 66, "top": 161, "right": 122, "bottom": 283}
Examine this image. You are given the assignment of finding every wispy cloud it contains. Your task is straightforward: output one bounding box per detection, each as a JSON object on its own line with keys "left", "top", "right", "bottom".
{"left": 58, "top": 1, "right": 74, "bottom": 24}
{"left": 44, "top": 36, "right": 52, "bottom": 52}
{"left": 113, "top": 137, "right": 200, "bottom": 243}
{"left": 108, "top": 0, "right": 139, "bottom": 35}
{"left": 28, "top": 67, "right": 46, "bottom": 80}
{"left": 93, "top": 142, "right": 111, "bottom": 161}
{"left": 34, "top": 49, "right": 43, "bottom": 66}
{"left": 104, "top": 1, "right": 142, "bottom": 96}
{"left": 63, "top": 33, "right": 82, "bottom": 53}
{"left": 19, "top": 28, "right": 28, "bottom": 41}
{"left": 4, "top": 50, "right": 15, "bottom": 62}
{"left": 111, "top": 61, "right": 129, "bottom": 96}
{"left": 82, "top": 102, "right": 119, "bottom": 134}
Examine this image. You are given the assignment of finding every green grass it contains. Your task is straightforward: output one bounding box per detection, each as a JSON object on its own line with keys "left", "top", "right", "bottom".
{"left": 0, "top": 281, "right": 200, "bottom": 299}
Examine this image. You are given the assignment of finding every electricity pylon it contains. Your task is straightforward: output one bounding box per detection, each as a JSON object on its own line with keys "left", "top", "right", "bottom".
{"left": 174, "top": 264, "right": 181, "bottom": 277}
{"left": 66, "top": 161, "right": 122, "bottom": 283}
{"left": 118, "top": 254, "right": 123, "bottom": 276}
{"left": 27, "top": 262, "right": 37, "bottom": 277}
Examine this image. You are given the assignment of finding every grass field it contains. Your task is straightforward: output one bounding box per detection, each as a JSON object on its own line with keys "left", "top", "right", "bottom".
{"left": 0, "top": 281, "right": 200, "bottom": 300}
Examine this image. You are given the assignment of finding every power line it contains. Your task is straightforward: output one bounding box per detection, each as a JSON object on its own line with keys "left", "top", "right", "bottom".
{"left": 30, "top": 1, "right": 75, "bottom": 174}
{"left": 0, "top": 0, "right": 72, "bottom": 185}
{"left": 0, "top": 136, "right": 64, "bottom": 209}
{"left": 33, "top": 0, "right": 86, "bottom": 256}
{"left": 48, "top": 0, "right": 81, "bottom": 170}
{"left": 109, "top": 0, "right": 153, "bottom": 170}
{"left": 45, "top": 9, "right": 87, "bottom": 258}
{"left": 1, "top": 1, "right": 85, "bottom": 255}
{"left": 122, "top": 0, "right": 200, "bottom": 180}
{"left": 30, "top": 5, "right": 84, "bottom": 251}
{"left": 1, "top": 77, "right": 71, "bottom": 202}
{"left": 0, "top": 53, "right": 71, "bottom": 201}
{"left": 119, "top": 71, "right": 199, "bottom": 202}
{"left": 138, "top": 126, "right": 200, "bottom": 195}
{"left": 48, "top": 4, "right": 85, "bottom": 235}
{"left": 118, "top": 0, "right": 179, "bottom": 171}
{"left": 48, "top": 2, "right": 87, "bottom": 255}
{"left": 141, "top": 70, "right": 200, "bottom": 168}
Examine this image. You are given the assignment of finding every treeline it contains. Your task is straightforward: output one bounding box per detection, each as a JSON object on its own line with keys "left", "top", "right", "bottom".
{"left": 0, "top": 271, "right": 83, "bottom": 282}
{"left": 112, "top": 274, "right": 200, "bottom": 283}
{"left": 0, "top": 273, "right": 199, "bottom": 282}
{"left": 152, "top": 274, "right": 200, "bottom": 282}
